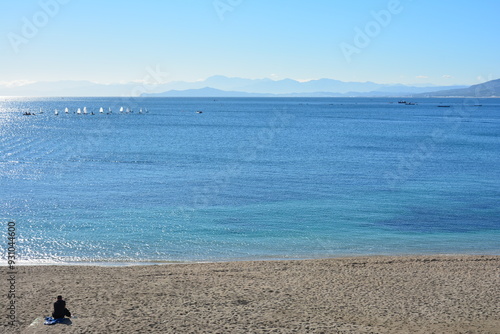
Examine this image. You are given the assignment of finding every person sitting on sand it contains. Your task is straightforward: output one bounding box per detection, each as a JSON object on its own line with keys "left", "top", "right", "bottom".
{"left": 52, "top": 295, "right": 71, "bottom": 319}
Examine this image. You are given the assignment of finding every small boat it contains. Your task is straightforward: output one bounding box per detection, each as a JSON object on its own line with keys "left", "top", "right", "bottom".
{"left": 77, "top": 108, "right": 82, "bottom": 114}
{"left": 23, "top": 112, "right": 34, "bottom": 116}
{"left": 437, "top": 105, "right": 451, "bottom": 107}
{"left": 39, "top": 108, "right": 44, "bottom": 114}
{"left": 120, "top": 107, "right": 124, "bottom": 113}
{"left": 196, "top": 110, "right": 203, "bottom": 114}
{"left": 83, "top": 107, "right": 88, "bottom": 114}
{"left": 398, "top": 100, "right": 407, "bottom": 104}
{"left": 54, "top": 109, "right": 59, "bottom": 115}
{"left": 108, "top": 107, "right": 112, "bottom": 114}
{"left": 99, "top": 107, "right": 104, "bottom": 114}
{"left": 139, "top": 108, "right": 143, "bottom": 113}
{"left": 65, "top": 107, "right": 69, "bottom": 114}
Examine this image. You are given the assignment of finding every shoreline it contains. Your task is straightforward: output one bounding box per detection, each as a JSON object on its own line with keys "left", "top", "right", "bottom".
{"left": 6, "top": 251, "right": 500, "bottom": 267}
{"left": 3, "top": 255, "right": 499, "bottom": 333}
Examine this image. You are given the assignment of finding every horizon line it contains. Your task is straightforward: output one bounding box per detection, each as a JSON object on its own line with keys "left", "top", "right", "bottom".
{"left": 0, "top": 75, "right": 487, "bottom": 88}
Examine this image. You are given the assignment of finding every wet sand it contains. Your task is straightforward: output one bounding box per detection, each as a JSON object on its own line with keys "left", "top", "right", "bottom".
{"left": 2, "top": 255, "right": 499, "bottom": 333}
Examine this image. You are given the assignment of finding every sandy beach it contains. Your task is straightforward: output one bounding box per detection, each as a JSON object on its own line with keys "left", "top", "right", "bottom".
{"left": 2, "top": 255, "right": 499, "bottom": 333}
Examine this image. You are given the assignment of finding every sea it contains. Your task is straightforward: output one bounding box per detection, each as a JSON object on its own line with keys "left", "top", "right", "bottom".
{"left": 1, "top": 97, "right": 499, "bottom": 264}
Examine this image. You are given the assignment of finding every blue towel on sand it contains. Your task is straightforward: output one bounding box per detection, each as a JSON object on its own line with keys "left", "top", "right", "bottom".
{"left": 44, "top": 317, "right": 65, "bottom": 325}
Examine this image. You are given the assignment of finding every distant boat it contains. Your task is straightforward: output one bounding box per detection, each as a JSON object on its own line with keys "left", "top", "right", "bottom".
{"left": 77, "top": 108, "right": 82, "bottom": 114}
{"left": 108, "top": 107, "right": 112, "bottom": 114}
{"left": 54, "top": 109, "right": 59, "bottom": 115}
{"left": 437, "top": 105, "right": 451, "bottom": 107}
{"left": 196, "top": 110, "right": 203, "bottom": 114}
{"left": 145, "top": 108, "right": 148, "bottom": 113}
{"left": 39, "top": 108, "right": 44, "bottom": 114}
{"left": 99, "top": 107, "right": 104, "bottom": 113}
{"left": 23, "top": 112, "right": 34, "bottom": 116}
{"left": 126, "top": 107, "right": 130, "bottom": 113}
{"left": 65, "top": 107, "right": 69, "bottom": 114}
{"left": 398, "top": 100, "right": 407, "bottom": 104}
{"left": 139, "top": 108, "right": 143, "bottom": 113}
{"left": 120, "top": 107, "right": 124, "bottom": 113}
{"left": 83, "top": 107, "right": 88, "bottom": 114}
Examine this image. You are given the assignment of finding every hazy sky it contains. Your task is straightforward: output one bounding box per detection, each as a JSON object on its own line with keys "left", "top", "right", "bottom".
{"left": 1, "top": 0, "right": 499, "bottom": 86}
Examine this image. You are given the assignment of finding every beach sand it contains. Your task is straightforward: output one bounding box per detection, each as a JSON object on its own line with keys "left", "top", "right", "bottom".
{"left": 2, "top": 255, "right": 499, "bottom": 333}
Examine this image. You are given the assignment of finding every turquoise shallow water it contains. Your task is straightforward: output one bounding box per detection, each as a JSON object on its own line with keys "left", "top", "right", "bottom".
{"left": 1, "top": 97, "right": 499, "bottom": 263}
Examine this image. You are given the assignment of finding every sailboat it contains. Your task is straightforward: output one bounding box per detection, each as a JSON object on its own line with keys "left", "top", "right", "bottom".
{"left": 139, "top": 108, "right": 143, "bottom": 113}
{"left": 99, "top": 107, "right": 104, "bottom": 114}
{"left": 39, "top": 108, "right": 44, "bottom": 114}
{"left": 108, "top": 107, "right": 112, "bottom": 114}
{"left": 126, "top": 107, "right": 130, "bottom": 113}
{"left": 120, "top": 107, "right": 124, "bottom": 113}
{"left": 54, "top": 109, "right": 59, "bottom": 115}
{"left": 83, "top": 107, "right": 88, "bottom": 114}
{"left": 65, "top": 107, "right": 69, "bottom": 114}
{"left": 77, "top": 108, "right": 82, "bottom": 114}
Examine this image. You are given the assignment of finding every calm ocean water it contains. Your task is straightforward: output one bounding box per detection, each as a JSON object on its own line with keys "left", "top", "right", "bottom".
{"left": 1, "top": 97, "right": 499, "bottom": 263}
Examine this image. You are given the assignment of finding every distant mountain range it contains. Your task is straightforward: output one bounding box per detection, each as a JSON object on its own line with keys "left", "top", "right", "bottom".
{"left": 415, "top": 78, "right": 500, "bottom": 97}
{"left": 0, "top": 80, "right": 140, "bottom": 97}
{"left": 1, "top": 76, "right": 498, "bottom": 97}
{"left": 141, "top": 76, "right": 470, "bottom": 97}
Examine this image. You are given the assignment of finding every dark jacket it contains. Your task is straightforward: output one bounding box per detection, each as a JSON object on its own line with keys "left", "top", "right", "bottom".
{"left": 53, "top": 299, "right": 71, "bottom": 319}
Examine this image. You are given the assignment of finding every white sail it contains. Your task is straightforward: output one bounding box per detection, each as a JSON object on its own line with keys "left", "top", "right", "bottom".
{"left": 139, "top": 108, "right": 143, "bottom": 113}
{"left": 126, "top": 107, "right": 130, "bottom": 113}
{"left": 99, "top": 107, "right": 104, "bottom": 113}
{"left": 54, "top": 109, "right": 59, "bottom": 115}
{"left": 65, "top": 107, "right": 69, "bottom": 113}
{"left": 77, "top": 108, "right": 81, "bottom": 114}
{"left": 83, "top": 107, "right": 87, "bottom": 114}
{"left": 120, "top": 107, "right": 124, "bottom": 112}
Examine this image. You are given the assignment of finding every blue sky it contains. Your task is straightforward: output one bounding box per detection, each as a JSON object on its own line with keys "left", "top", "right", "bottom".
{"left": 1, "top": 0, "right": 499, "bottom": 86}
